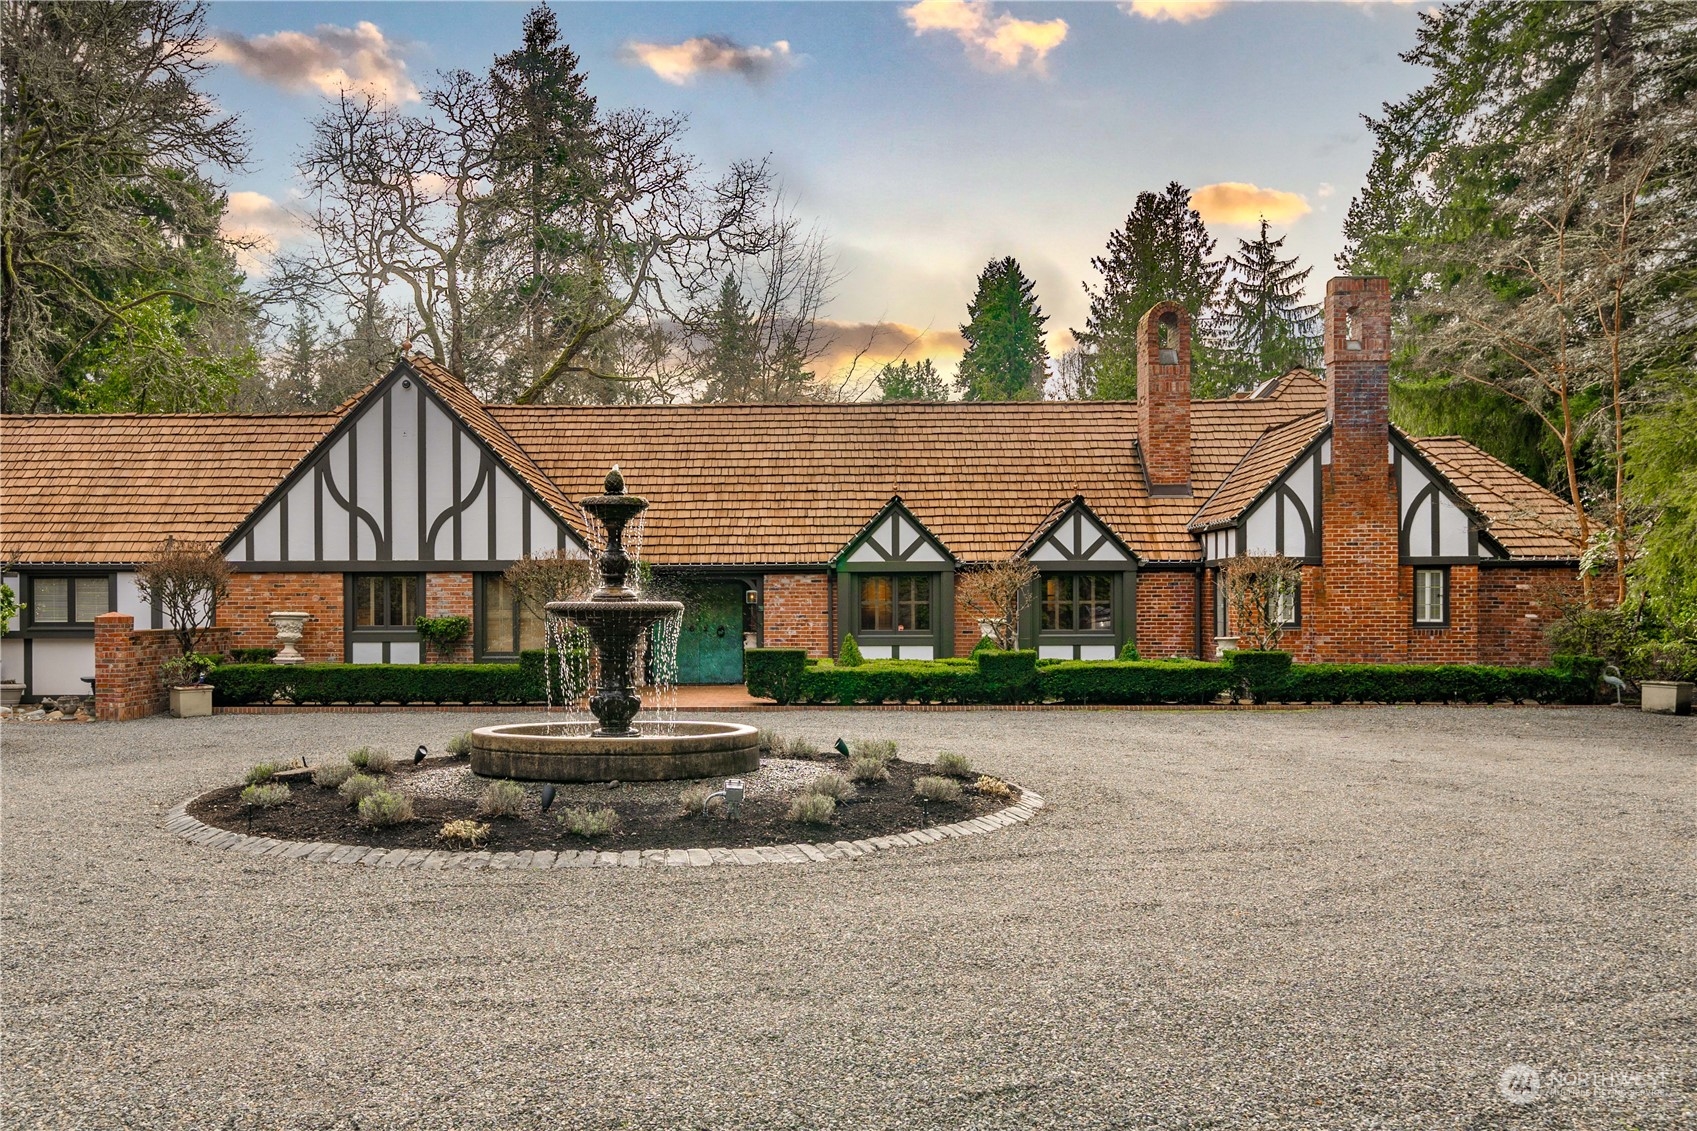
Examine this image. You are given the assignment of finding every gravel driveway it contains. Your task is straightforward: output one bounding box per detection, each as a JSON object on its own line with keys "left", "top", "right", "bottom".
{"left": 3, "top": 706, "right": 1692, "bottom": 1130}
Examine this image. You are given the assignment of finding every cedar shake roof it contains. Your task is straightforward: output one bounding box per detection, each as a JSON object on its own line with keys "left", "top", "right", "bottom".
{"left": 0, "top": 413, "right": 337, "bottom": 564}
{"left": 1409, "top": 436, "right": 1580, "bottom": 560}
{"left": 0, "top": 358, "right": 1578, "bottom": 567}
{"left": 1188, "top": 410, "right": 1328, "bottom": 531}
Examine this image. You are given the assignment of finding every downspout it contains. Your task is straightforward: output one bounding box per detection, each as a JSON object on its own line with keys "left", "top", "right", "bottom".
{"left": 1193, "top": 563, "right": 1205, "bottom": 659}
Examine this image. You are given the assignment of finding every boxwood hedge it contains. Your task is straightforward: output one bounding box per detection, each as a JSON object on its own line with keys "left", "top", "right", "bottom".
{"left": 210, "top": 650, "right": 551, "bottom": 706}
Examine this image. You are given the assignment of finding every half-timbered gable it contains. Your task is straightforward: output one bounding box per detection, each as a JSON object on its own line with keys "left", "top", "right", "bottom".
{"left": 1190, "top": 412, "right": 1327, "bottom": 563}
{"left": 1392, "top": 431, "right": 1498, "bottom": 563}
{"left": 224, "top": 361, "right": 583, "bottom": 569}
{"left": 1016, "top": 498, "right": 1137, "bottom": 660}
{"left": 835, "top": 498, "right": 955, "bottom": 660}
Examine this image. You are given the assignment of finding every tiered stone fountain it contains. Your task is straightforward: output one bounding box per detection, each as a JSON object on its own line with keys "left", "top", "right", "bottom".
{"left": 468, "top": 468, "right": 759, "bottom": 782}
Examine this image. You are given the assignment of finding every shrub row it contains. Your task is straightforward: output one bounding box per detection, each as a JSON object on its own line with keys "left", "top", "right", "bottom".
{"left": 210, "top": 653, "right": 551, "bottom": 706}
{"left": 745, "top": 648, "right": 1601, "bottom": 707}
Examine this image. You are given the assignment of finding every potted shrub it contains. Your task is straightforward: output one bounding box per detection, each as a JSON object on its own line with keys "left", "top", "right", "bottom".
{"left": 163, "top": 653, "right": 218, "bottom": 717}
{"left": 135, "top": 538, "right": 232, "bottom": 719}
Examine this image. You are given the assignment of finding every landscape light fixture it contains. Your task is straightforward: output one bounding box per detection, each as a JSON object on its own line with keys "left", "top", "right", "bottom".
{"left": 834, "top": 738, "right": 851, "bottom": 759}
{"left": 540, "top": 784, "right": 557, "bottom": 814}
{"left": 723, "top": 778, "right": 744, "bottom": 818}
{"left": 414, "top": 744, "right": 428, "bottom": 764}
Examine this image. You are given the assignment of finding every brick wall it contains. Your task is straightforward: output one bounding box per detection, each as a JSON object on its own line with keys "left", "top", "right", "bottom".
{"left": 955, "top": 586, "right": 990, "bottom": 654}
{"left": 1136, "top": 302, "right": 1192, "bottom": 489}
{"left": 1479, "top": 565, "right": 1586, "bottom": 666}
{"left": 425, "top": 571, "right": 475, "bottom": 662}
{"left": 1134, "top": 570, "right": 1198, "bottom": 659}
{"left": 763, "top": 572, "right": 830, "bottom": 657}
{"left": 221, "top": 572, "right": 343, "bottom": 662}
{"left": 1310, "top": 276, "right": 1408, "bottom": 663}
{"left": 94, "top": 614, "right": 230, "bottom": 721}
{"left": 1407, "top": 563, "right": 1481, "bottom": 664}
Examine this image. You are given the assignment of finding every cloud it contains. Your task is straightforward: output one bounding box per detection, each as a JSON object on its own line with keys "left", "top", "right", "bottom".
{"left": 816, "top": 320, "right": 968, "bottom": 381}
{"left": 902, "top": 1, "right": 1068, "bottom": 72}
{"left": 1121, "top": 1, "right": 1225, "bottom": 23}
{"left": 220, "top": 191, "right": 303, "bottom": 275}
{"left": 209, "top": 22, "right": 418, "bottom": 104}
{"left": 1189, "top": 182, "right": 1312, "bottom": 226}
{"left": 621, "top": 36, "right": 796, "bottom": 85}
{"left": 1316, "top": 182, "right": 1336, "bottom": 198}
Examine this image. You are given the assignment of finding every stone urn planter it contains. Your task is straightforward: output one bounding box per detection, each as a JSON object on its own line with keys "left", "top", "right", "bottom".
{"left": 170, "top": 685, "right": 213, "bottom": 718}
{"left": 268, "top": 611, "right": 310, "bottom": 665}
{"left": 1640, "top": 680, "right": 1693, "bottom": 716}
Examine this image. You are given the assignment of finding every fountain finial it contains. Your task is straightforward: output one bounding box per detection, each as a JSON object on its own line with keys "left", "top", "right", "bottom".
{"left": 604, "top": 465, "right": 625, "bottom": 495}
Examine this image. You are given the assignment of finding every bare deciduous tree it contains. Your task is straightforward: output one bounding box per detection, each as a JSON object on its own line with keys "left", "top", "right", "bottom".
{"left": 957, "top": 558, "right": 1040, "bottom": 650}
{"left": 134, "top": 538, "right": 232, "bottom": 656}
{"left": 1220, "top": 553, "right": 1302, "bottom": 652}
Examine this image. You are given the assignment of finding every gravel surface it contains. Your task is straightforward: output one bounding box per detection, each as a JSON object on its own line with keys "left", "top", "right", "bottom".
{"left": 3, "top": 706, "right": 1692, "bottom": 1130}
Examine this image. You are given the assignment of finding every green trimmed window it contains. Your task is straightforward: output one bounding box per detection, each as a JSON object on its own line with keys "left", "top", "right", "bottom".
{"left": 859, "top": 575, "right": 931, "bottom": 633}
{"left": 1041, "top": 573, "right": 1113, "bottom": 632}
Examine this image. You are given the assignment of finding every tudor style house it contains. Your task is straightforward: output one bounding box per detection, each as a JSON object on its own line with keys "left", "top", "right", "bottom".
{"left": 2, "top": 277, "right": 1584, "bottom": 704}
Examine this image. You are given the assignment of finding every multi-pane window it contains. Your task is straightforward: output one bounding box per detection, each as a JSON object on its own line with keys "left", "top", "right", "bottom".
{"left": 1415, "top": 568, "right": 1448, "bottom": 625}
{"left": 479, "top": 574, "right": 548, "bottom": 656}
{"left": 1041, "top": 573, "right": 1114, "bottom": 632}
{"left": 1213, "top": 569, "right": 1229, "bottom": 635}
{"left": 1269, "top": 581, "right": 1299, "bottom": 627}
{"left": 859, "top": 575, "right": 931, "bottom": 633}
{"left": 352, "top": 574, "right": 420, "bottom": 627}
{"left": 27, "top": 576, "right": 111, "bottom": 626}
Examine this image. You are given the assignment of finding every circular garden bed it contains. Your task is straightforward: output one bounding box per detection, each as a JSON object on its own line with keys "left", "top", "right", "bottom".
{"left": 184, "top": 735, "right": 1037, "bottom": 860}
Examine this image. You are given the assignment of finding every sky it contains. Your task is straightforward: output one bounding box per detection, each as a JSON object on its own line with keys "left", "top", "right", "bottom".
{"left": 206, "top": 0, "right": 1432, "bottom": 377}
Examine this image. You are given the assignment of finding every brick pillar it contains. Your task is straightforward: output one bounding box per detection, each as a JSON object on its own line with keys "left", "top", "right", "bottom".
{"left": 1136, "top": 301, "right": 1192, "bottom": 492}
{"left": 425, "top": 572, "right": 476, "bottom": 663}
{"left": 1314, "top": 276, "right": 1405, "bottom": 662}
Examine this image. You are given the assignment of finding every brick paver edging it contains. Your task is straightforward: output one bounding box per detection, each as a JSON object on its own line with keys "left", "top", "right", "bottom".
{"left": 163, "top": 790, "right": 1046, "bottom": 869}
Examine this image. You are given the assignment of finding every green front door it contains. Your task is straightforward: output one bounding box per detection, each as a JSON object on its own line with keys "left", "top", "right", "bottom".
{"left": 675, "top": 582, "right": 745, "bottom": 685}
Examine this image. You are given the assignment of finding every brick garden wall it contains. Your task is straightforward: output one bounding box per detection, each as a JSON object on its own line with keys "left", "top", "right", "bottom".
{"left": 1478, "top": 565, "right": 1587, "bottom": 667}
{"left": 425, "top": 572, "right": 476, "bottom": 663}
{"left": 1135, "top": 570, "right": 1198, "bottom": 659}
{"left": 763, "top": 572, "right": 830, "bottom": 657}
{"left": 221, "top": 572, "right": 343, "bottom": 661}
{"left": 94, "top": 614, "right": 231, "bottom": 721}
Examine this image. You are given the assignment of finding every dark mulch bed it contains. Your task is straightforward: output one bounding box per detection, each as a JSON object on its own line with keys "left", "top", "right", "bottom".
{"left": 187, "top": 757, "right": 1016, "bottom": 853}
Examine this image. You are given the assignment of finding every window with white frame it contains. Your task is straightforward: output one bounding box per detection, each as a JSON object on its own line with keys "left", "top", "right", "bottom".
{"left": 1269, "top": 579, "right": 1300, "bottom": 627}
{"left": 1414, "top": 568, "right": 1448, "bottom": 625}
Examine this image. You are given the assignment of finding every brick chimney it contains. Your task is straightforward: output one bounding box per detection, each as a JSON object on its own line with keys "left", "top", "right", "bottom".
{"left": 1136, "top": 301, "right": 1191, "bottom": 494}
{"left": 1315, "top": 275, "right": 1404, "bottom": 661}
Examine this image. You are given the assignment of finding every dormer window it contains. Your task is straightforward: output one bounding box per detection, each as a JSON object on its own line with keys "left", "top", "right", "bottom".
{"left": 1157, "top": 311, "right": 1179, "bottom": 365}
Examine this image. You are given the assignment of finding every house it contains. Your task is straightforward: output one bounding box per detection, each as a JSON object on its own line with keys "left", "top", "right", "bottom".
{"left": 1, "top": 277, "right": 1583, "bottom": 707}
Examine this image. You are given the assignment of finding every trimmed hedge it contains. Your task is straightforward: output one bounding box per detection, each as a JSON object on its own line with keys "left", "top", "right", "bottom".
{"left": 797, "top": 659, "right": 976, "bottom": 705}
{"left": 1226, "top": 650, "right": 1294, "bottom": 703}
{"left": 210, "top": 658, "right": 547, "bottom": 706}
{"left": 976, "top": 649, "right": 1040, "bottom": 703}
{"left": 1280, "top": 656, "right": 1601, "bottom": 706}
{"left": 744, "top": 648, "right": 808, "bottom": 704}
{"left": 1040, "top": 659, "right": 1237, "bottom": 705}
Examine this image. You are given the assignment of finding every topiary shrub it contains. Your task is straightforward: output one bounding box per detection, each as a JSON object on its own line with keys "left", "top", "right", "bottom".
{"left": 912, "top": 775, "right": 963, "bottom": 803}
{"left": 1226, "top": 649, "right": 1293, "bottom": 703}
{"left": 743, "top": 648, "right": 808, "bottom": 704}
{"left": 312, "top": 761, "right": 355, "bottom": 789}
{"left": 970, "top": 635, "right": 1002, "bottom": 657}
{"left": 239, "top": 783, "right": 290, "bottom": 809}
{"left": 837, "top": 633, "right": 865, "bottom": 667}
{"left": 1118, "top": 640, "right": 1142, "bottom": 661}
{"left": 477, "top": 779, "right": 527, "bottom": 818}
{"left": 414, "top": 615, "right": 471, "bottom": 659}
{"left": 788, "top": 793, "right": 836, "bottom": 825}
{"left": 976, "top": 650, "right": 1040, "bottom": 703}
{"left": 358, "top": 790, "right": 414, "bottom": 827}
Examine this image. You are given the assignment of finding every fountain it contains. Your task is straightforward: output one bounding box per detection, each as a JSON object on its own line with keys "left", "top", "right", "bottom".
{"left": 468, "top": 467, "right": 760, "bottom": 782}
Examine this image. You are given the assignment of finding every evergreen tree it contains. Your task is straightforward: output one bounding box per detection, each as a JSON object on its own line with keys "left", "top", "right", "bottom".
{"left": 1074, "top": 183, "right": 1226, "bottom": 399}
{"left": 875, "top": 359, "right": 948, "bottom": 401}
{"left": 1217, "top": 219, "right": 1322, "bottom": 385}
{"left": 697, "top": 276, "right": 761, "bottom": 402}
{"left": 955, "top": 257, "right": 1049, "bottom": 402}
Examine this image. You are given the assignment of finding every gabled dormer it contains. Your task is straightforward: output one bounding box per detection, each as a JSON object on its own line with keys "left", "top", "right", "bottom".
{"left": 834, "top": 498, "right": 955, "bottom": 661}
{"left": 836, "top": 497, "right": 954, "bottom": 568}
{"left": 1017, "top": 497, "right": 1137, "bottom": 661}
{"left": 223, "top": 357, "right": 586, "bottom": 568}
{"left": 1021, "top": 496, "right": 1136, "bottom": 565}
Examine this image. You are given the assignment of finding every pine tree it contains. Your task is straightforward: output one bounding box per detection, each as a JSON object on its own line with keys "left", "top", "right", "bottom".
{"left": 875, "top": 359, "right": 948, "bottom": 401}
{"left": 1074, "top": 182, "right": 1226, "bottom": 399}
{"left": 1217, "top": 219, "right": 1321, "bottom": 386}
{"left": 955, "top": 257, "right": 1049, "bottom": 402}
{"left": 697, "top": 276, "right": 760, "bottom": 402}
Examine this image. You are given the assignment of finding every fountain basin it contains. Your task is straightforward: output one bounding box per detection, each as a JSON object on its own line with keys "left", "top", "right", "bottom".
{"left": 469, "top": 721, "right": 761, "bottom": 783}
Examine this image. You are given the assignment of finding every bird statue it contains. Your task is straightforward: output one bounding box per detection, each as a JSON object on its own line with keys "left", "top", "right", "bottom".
{"left": 834, "top": 737, "right": 851, "bottom": 759}
{"left": 414, "top": 744, "right": 428, "bottom": 764}
{"left": 540, "top": 784, "right": 557, "bottom": 814}
{"left": 1602, "top": 664, "right": 1628, "bottom": 706}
